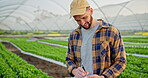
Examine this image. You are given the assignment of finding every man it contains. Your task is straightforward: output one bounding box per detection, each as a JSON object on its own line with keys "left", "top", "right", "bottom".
{"left": 66, "top": 0, "right": 126, "bottom": 78}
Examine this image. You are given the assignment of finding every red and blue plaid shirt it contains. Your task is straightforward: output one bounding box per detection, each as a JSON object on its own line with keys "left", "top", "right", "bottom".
{"left": 66, "top": 19, "right": 126, "bottom": 78}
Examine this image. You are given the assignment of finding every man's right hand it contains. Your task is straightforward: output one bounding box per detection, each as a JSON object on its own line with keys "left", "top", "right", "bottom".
{"left": 72, "top": 67, "right": 89, "bottom": 78}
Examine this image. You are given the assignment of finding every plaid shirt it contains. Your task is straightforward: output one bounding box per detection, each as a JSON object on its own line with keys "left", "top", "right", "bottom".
{"left": 66, "top": 19, "right": 126, "bottom": 78}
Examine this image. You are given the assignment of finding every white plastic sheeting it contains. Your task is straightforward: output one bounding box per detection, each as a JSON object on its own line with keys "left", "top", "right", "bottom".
{"left": 0, "top": 0, "right": 148, "bottom": 31}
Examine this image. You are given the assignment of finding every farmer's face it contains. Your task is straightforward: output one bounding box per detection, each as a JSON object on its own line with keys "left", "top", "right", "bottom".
{"left": 73, "top": 8, "right": 93, "bottom": 30}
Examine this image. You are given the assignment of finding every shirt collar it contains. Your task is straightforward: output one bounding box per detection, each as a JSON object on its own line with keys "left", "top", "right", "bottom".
{"left": 74, "top": 19, "right": 111, "bottom": 34}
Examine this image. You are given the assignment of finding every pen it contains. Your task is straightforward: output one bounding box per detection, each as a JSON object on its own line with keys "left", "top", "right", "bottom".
{"left": 82, "top": 65, "right": 88, "bottom": 77}
{"left": 82, "top": 65, "right": 86, "bottom": 71}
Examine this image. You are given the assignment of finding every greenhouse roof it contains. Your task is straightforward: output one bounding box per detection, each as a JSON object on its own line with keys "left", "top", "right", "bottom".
{"left": 0, "top": 0, "right": 148, "bottom": 31}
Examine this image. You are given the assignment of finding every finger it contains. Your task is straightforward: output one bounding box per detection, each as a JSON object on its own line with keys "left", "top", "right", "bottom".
{"left": 73, "top": 68, "right": 85, "bottom": 78}
{"left": 77, "top": 69, "right": 86, "bottom": 77}
{"left": 75, "top": 70, "right": 86, "bottom": 78}
{"left": 76, "top": 67, "right": 88, "bottom": 77}
{"left": 77, "top": 67, "right": 86, "bottom": 73}
{"left": 86, "top": 72, "right": 89, "bottom": 75}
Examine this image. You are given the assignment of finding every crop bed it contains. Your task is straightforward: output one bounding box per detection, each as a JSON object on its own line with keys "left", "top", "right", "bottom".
{"left": 1, "top": 42, "right": 69, "bottom": 78}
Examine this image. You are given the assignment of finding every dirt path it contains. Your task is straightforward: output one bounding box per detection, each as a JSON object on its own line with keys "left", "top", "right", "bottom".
{"left": 2, "top": 42, "right": 70, "bottom": 78}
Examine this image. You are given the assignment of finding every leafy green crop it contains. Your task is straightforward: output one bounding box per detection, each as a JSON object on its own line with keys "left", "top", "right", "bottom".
{"left": 1, "top": 37, "right": 148, "bottom": 78}
{"left": 125, "top": 46, "right": 148, "bottom": 55}
{"left": 123, "top": 36, "right": 148, "bottom": 43}
{"left": 0, "top": 43, "right": 53, "bottom": 78}
{"left": 38, "top": 39, "right": 68, "bottom": 46}
{"left": 0, "top": 38, "right": 67, "bottom": 63}
{"left": 118, "top": 55, "right": 148, "bottom": 78}
{"left": 37, "top": 38, "right": 148, "bottom": 55}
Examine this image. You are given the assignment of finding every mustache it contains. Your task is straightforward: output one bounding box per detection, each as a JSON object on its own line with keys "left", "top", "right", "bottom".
{"left": 80, "top": 22, "right": 91, "bottom": 29}
{"left": 80, "top": 16, "right": 93, "bottom": 29}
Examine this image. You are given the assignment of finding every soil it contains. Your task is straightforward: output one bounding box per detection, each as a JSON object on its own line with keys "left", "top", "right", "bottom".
{"left": 2, "top": 42, "right": 70, "bottom": 78}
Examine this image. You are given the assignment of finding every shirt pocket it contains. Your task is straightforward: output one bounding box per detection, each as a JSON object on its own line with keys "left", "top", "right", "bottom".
{"left": 95, "top": 41, "right": 109, "bottom": 57}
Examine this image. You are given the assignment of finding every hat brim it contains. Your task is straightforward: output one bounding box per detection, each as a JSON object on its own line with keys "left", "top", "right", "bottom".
{"left": 70, "top": 8, "right": 86, "bottom": 17}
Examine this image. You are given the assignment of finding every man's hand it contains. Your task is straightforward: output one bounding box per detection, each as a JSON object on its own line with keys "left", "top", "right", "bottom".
{"left": 87, "top": 74, "right": 104, "bottom": 78}
{"left": 72, "top": 67, "right": 89, "bottom": 78}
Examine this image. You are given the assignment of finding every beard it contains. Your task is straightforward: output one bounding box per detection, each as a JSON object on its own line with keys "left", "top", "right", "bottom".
{"left": 80, "top": 15, "right": 93, "bottom": 30}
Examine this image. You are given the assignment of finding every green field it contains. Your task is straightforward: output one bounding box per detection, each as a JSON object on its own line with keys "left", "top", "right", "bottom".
{"left": 118, "top": 55, "right": 148, "bottom": 78}
{"left": 0, "top": 38, "right": 66, "bottom": 63}
{"left": 0, "top": 42, "right": 53, "bottom": 78}
{"left": 125, "top": 46, "right": 148, "bottom": 55}
{"left": 38, "top": 39, "right": 68, "bottom": 46}
{"left": 123, "top": 36, "right": 148, "bottom": 43}
{"left": 0, "top": 37, "right": 148, "bottom": 78}
{"left": 37, "top": 37, "right": 148, "bottom": 55}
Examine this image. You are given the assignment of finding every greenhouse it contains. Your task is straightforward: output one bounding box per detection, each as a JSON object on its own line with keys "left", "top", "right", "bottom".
{"left": 0, "top": 0, "right": 148, "bottom": 31}
{"left": 0, "top": 0, "right": 148, "bottom": 78}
